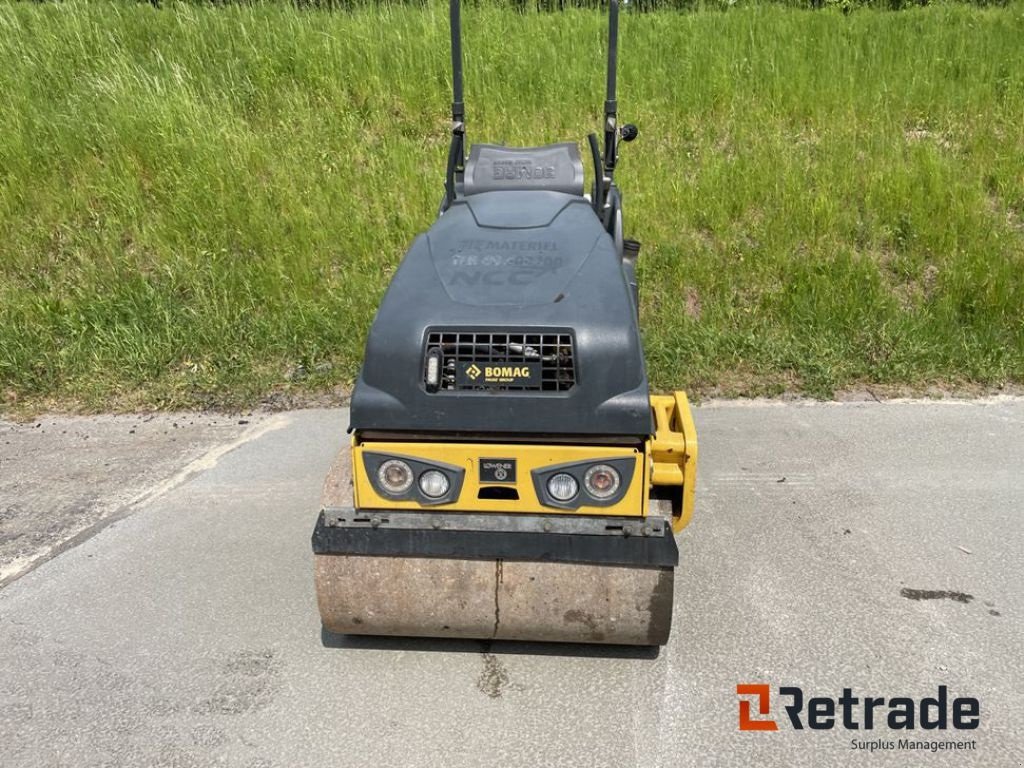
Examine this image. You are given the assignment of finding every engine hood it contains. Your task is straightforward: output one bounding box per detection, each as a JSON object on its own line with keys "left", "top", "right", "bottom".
{"left": 350, "top": 190, "right": 653, "bottom": 437}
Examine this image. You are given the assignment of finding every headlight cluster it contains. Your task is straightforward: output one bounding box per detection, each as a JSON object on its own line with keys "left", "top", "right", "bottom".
{"left": 369, "top": 452, "right": 629, "bottom": 509}
{"left": 534, "top": 458, "right": 632, "bottom": 508}
{"left": 367, "top": 453, "right": 463, "bottom": 505}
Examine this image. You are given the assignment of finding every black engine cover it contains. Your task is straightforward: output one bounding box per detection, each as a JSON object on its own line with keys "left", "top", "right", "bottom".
{"left": 350, "top": 190, "right": 652, "bottom": 437}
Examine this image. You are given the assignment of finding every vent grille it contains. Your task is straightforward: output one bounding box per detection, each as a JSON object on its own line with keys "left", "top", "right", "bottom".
{"left": 425, "top": 330, "right": 576, "bottom": 392}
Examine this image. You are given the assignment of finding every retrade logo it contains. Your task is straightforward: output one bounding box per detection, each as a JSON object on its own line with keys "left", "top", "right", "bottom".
{"left": 737, "top": 684, "right": 779, "bottom": 731}
{"left": 736, "top": 684, "right": 980, "bottom": 732}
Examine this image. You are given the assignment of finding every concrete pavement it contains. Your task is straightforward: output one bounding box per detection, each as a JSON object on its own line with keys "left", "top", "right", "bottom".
{"left": 0, "top": 400, "right": 1021, "bottom": 767}
{"left": 0, "top": 414, "right": 266, "bottom": 586}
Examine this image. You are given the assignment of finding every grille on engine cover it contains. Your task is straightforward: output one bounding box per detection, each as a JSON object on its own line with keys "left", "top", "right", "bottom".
{"left": 425, "top": 330, "right": 576, "bottom": 392}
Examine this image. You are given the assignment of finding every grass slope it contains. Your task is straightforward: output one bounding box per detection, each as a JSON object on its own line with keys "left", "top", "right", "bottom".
{"left": 0, "top": 1, "right": 1022, "bottom": 410}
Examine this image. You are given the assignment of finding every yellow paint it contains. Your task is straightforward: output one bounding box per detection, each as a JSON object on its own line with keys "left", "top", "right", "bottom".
{"left": 350, "top": 390, "right": 697, "bottom": 531}
{"left": 649, "top": 391, "right": 699, "bottom": 532}
{"left": 353, "top": 441, "right": 647, "bottom": 517}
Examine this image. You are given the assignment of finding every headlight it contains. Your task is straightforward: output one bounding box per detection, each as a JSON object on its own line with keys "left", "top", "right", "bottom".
{"left": 418, "top": 469, "right": 450, "bottom": 498}
{"left": 377, "top": 459, "right": 413, "bottom": 494}
{"left": 547, "top": 472, "right": 579, "bottom": 502}
{"left": 584, "top": 464, "right": 621, "bottom": 499}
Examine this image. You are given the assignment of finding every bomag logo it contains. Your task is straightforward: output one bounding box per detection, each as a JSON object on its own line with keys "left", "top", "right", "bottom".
{"left": 485, "top": 366, "right": 532, "bottom": 378}
{"left": 458, "top": 362, "right": 538, "bottom": 386}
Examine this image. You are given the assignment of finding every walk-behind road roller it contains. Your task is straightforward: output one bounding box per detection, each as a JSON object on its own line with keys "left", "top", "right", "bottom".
{"left": 312, "top": 0, "right": 697, "bottom": 645}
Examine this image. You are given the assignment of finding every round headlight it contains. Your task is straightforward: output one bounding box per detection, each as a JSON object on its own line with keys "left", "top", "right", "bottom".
{"left": 584, "top": 464, "right": 621, "bottom": 499}
{"left": 418, "top": 469, "right": 450, "bottom": 499}
{"left": 377, "top": 459, "right": 413, "bottom": 494}
{"left": 546, "top": 472, "right": 579, "bottom": 502}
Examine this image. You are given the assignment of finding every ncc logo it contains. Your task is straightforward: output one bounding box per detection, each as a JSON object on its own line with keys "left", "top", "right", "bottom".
{"left": 737, "top": 684, "right": 778, "bottom": 731}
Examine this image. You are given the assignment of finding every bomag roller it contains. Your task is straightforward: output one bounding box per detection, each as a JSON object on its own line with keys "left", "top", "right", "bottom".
{"left": 312, "top": 0, "right": 697, "bottom": 646}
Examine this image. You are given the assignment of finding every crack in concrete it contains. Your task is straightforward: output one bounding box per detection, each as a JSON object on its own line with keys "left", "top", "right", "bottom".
{"left": 491, "top": 559, "right": 503, "bottom": 639}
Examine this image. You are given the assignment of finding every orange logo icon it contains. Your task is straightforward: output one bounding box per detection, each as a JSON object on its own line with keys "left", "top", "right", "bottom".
{"left": 737, "top": 684, "right": 779, "bottom": 731}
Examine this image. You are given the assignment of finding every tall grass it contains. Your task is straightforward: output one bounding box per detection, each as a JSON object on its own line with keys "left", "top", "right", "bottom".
{"left": 0, "top": 1, "right": 1021, "bottom": 409}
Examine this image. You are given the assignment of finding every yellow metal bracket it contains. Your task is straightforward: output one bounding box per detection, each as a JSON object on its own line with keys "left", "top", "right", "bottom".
{"left": 649, "top": 391, "right": 698, "bottom": 532}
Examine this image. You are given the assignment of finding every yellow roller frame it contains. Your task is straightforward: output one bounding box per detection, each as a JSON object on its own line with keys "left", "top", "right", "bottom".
{"left": 353, "top": 441, "right": 647, "bottom": 517}
{"left": 350, "top": 390, "right": 697, "bottom": 532}
{"left": 648, "top": 391, "right": 699, "bottom": 533}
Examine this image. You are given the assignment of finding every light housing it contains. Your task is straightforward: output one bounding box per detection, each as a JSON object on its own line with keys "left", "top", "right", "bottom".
{"left": 425, "top": 347, "right": 442, "bottom": 393}
{"left": 546, "top": 473, "right": 579, "bottom": 502}
{"left": 531, "top": 456, "right": 634, "bottom": 510}
{"left": 377, "top": 459, "right": 414, "bottom": 494}
{"left": 363, "top": 452, "right": 465, "bottom": 505}
{"left": 584, "top": 464, "right": 621, "bottom": 499}
{"left": 418, "top": 469, "right": 450, "bottom": 499}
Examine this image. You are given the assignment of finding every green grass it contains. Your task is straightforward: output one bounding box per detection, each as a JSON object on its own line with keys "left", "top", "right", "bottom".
{"left": 0, "top": 1, "right": 1022, "bottom": 410}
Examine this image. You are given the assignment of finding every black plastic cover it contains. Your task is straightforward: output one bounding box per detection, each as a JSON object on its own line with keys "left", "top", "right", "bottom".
{"left": 463, "top": 143, "right": 585, "bottom": 197}
{"left": 350, "top": 190, "right": 652, "bottom": 437}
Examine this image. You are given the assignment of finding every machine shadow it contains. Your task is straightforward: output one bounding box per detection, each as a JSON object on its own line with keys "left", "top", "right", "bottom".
{"left": 321, "top": 627, "right": 660, "bottom": 660}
